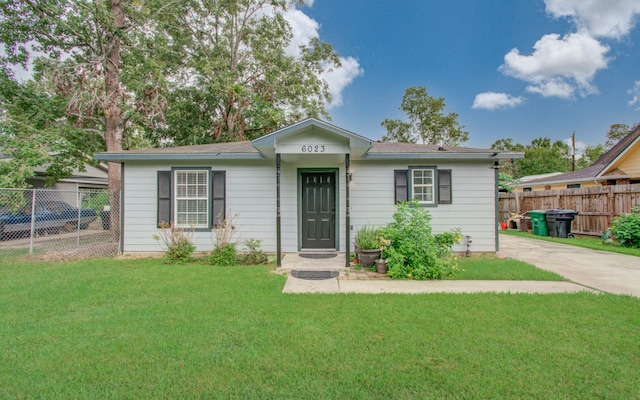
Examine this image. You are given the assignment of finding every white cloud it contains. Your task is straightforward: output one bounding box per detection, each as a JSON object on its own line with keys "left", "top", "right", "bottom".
{"left": 282, "top": 7, "right": 319, "bottom": 56}
{"left": 545, "top": 0, "right": 640, "bottom": 39}
{"left": 628, "top": 80, "right": 640, "bottom": 108}
{"left": 500, "top": 32, "right": 609, "bottom": 98}
{"left": 281, "top": 4, "right": 363, "bottom": 108}
{"left": 472, "top": 92, "right": 524, "bottom": 110}
{"left": 320, "top": 56, "right": 363, "bottom": 107}
{"left": 564, "top": 137, "right": 587, "bottom": 157}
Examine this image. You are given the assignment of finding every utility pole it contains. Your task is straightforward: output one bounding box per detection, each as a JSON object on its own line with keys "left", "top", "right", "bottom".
{"left": 571, "top": 131, "right": 576, "bottom": 171}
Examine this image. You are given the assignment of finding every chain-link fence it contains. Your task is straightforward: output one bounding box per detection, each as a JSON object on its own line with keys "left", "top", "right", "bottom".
{"left": 0, "top": 188, "right": 119, "bottom": 261}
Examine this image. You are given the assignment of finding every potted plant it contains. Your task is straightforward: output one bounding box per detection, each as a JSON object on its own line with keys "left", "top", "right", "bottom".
{"left": 355, "top": 225, "right": 382, "bottom": 267}
{"left": 375, "top": 235, "right": 391, "bottom": 274}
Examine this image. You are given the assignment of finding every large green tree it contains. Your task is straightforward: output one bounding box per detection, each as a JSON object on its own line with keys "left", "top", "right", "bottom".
{"left": 604, "top": 122, "right": 639, "bottom": 149}
{"left": 149, "top": 0, "right": 341, "bottom": 145}
{"left": 381, "top": 86, "right": 469, "bottom": 146}
{"left": 0, "top": 68, "right": 103, "bottom": 188}
{"left": 0, "top": 0, "right": 170, "bottom": 234}
{"left": 491, "top": 137, "right": 571, "bottom": 179}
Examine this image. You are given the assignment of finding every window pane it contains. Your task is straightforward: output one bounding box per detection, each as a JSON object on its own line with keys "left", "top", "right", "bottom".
{"left": 174, "top": 170, "right": 209, "bottom": 227}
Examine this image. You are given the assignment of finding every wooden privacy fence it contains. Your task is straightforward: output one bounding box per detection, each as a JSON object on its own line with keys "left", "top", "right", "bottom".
{"left": 498, "top": 184, "right": 640, "bottom": 236}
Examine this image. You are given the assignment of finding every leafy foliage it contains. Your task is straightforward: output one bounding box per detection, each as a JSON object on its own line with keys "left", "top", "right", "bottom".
{"left": 0, "top": 68, "right": 103, "bottom": 188}
{"left": 604, "top": 123, "right": 638, "bottom": 150}
{"left": 208, "top": 243, "right": 238, "bottom": 266}
{"left": 355, "top": 225, "right": 380, "bottom": 250}
{"left": 153, "top": 223, "right": 196, "bottom": 264}
{"left": 609, "top": 208, "right": 640, "bottom": 248}
{"left": 381, "top": 86, "right": 468, "bottom": 146}
{"left": 241, "top": 238, "right": 269, "bottom": 265}
{"left": 148, "top": 0, "right": 341, "bottom": 145}
{"left": 491, "top": 137, "right": 571, "bottom": 179}
{"left": 382, "top": 201, "right": 461, "bottom": 280}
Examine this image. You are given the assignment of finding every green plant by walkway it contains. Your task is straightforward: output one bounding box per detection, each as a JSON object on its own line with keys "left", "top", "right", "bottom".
{"left": 383, "top": 200, "right": 462, "bottom": 279}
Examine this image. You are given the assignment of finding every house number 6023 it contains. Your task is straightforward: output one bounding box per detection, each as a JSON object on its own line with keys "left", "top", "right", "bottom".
{"left": 301, "top": 145, "right": 326, "bottom": 153}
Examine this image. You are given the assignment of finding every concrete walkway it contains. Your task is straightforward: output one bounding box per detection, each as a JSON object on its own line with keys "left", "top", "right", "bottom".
{"left": 281, "top": 235, "right": 640, "bottom": 296}
{"left": 282, "top": 277, "right": 590, "bottom": 294}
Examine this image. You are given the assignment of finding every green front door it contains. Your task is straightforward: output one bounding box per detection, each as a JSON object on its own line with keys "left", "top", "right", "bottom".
{"left": 301, "top": 172, "right": 336, "bottom": 249}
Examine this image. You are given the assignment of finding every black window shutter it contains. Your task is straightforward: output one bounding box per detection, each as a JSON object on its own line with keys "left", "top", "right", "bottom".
{"left": 157, "top": 171, "right": 172, "bottom": 227}
{"left": 394, "top": 170, "right": 408, "bottom": 204}
{"left": 211, "top": 171, "right": 226, "bottom": 227}
{"left": 438, "top": 169, "right": 452, "bottom": 204}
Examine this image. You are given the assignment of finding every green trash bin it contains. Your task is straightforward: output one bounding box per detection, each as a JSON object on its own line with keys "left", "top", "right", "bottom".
{"left": 529, "top": 210, "right": 549, "bottom": 236}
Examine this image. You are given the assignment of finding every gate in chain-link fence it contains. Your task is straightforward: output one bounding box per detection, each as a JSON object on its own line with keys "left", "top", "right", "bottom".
{"left": 0, "top": 188, "right": 119, "bottom": 261}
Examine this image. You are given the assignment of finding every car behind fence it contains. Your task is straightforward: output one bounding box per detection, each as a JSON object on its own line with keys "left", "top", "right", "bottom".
{"left": 0, "top": 188, "right": 119, "bottom": 261}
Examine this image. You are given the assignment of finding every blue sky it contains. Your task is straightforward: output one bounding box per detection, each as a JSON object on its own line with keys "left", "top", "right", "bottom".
{"left": 288, "top": 0, "right": 640, "bottom": 151}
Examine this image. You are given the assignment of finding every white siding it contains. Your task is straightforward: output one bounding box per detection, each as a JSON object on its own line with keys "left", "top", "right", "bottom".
{"left": 122, "top": 157, "right": 499, "bottom": 254}
{"left": 122, "top": 160, "right": 277, "bottom": 253}
{"left": 349, "top": 160, "right": 498, "bottom": 252}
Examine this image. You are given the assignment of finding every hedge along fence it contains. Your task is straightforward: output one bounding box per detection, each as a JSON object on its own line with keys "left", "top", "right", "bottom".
{"left": 499, "top": 184, "right": 640, "bottom": 237}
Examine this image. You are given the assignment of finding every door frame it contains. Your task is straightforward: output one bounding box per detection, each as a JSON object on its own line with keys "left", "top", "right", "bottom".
{"left": 297, "top": 168, "right": 340, "bottom": 250}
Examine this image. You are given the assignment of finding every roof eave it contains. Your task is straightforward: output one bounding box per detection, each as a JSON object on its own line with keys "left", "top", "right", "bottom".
{"left": 363, "top": 152, "right": 523, "bottom": 160}
{"left": 94, "top": 153, "right": 265, "bottom": 162}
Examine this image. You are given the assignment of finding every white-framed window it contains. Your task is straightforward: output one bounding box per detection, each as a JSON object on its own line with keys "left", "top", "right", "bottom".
{"left": 174, "top": 169, "right": 209, "bottom": 227}
{"left": 410, "top": 167, "right": 436, "bottom": 205}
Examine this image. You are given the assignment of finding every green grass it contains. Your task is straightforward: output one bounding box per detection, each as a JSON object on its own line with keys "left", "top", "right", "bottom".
{"left": 452, "top": 255, "right": 564, "bottom": 281}
{"left": 2, "top": 259, "right": 639, "bottom": 399}
{"left": 501, "top": 229, "right": 640, "bottom": 257}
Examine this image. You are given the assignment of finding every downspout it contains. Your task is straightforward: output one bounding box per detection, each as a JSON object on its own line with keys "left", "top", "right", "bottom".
{"left": 345, "top": 154, "right": 350, "bottom": 268}
{"left": 276, "top": 154, "right": 282, "bottom": 268}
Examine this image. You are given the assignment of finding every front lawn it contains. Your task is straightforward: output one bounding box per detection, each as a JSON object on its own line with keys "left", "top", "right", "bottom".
{"left": 2, "top": 259, "right": 639, "bottom": 399}
{"left": 501, "top": 229, "right": 640, "bottom": 257}
{"left": 452, "top": 255, "right": 564, "bottom": 281}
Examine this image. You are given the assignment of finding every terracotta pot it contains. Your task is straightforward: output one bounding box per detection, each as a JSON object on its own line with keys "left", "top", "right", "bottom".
{"left": 375, "top": 259, "right": 388, "bottom": 274}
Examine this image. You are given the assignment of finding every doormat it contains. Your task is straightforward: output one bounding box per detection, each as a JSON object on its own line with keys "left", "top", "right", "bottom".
{"left": 298, "top": 253, "right": 337, "bottom": 259}
{"left": 290, "top": 270, "right": 339, "bottom": 280}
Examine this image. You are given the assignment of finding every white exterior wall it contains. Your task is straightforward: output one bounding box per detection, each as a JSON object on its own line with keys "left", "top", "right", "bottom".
{"left": 349, "top": 159, "right": 497, "bottom": 253}
{"left": 121, "top": 157, "right": 498, "bottom": 254}
{"left": 122, "top": 159, "right": 277, "bottom": 253}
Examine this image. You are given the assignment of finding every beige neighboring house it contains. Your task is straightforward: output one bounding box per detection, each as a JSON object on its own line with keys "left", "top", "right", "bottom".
{"left": 512, "top": 126, "right": 640, "bottom": 192}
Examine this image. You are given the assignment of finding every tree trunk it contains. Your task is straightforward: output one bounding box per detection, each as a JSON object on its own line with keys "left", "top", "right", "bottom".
{"left": 105, "top": 0, "right": 125, "bottom": 241}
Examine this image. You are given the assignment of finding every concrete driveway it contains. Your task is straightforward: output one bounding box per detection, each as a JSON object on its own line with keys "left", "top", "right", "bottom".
{"left": 498, "top": 234, "right": 640, "bottom": 297}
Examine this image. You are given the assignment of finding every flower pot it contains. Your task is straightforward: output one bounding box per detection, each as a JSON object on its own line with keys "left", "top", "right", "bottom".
{"left": 357, "top": 248, "right": 381, "bottom": 267}
{"left": 375, "top": 259, "right": 388, "bottom": 274}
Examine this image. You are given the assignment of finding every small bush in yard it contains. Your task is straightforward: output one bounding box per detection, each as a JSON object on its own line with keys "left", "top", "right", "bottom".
{"left": 609, "top": 208, "right": 640, "bottom": 248}
{"left": 383, "top": 200, "right": 462, "bottom": 280}
{"left": 241, "top": 238, "right": 269, "bottom": 265}
{"left": 208, "top": 243, "right": 238, "bottom": 266}
{"left": 209, "top": 211, "right": 239, "bottom": 266}
{"left": 153, "top": 223, "right": 196, "bottom": 264}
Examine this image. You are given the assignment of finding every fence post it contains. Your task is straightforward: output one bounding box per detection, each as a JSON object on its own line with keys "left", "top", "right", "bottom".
{"left": 77, "top": 191, "right": 81, "bottom": 246}
{"left": 28, "top": 189, "right": 36, "bottom": 255}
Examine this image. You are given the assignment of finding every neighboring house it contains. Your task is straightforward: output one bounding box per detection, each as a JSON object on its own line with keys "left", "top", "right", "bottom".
{"left": 0, "top": 152, "right": 108, "bottom": 191}
{"left": 28, "top": 163, "right": 109, "bottom": 191}
{"left": 513, "top": 126, "right": 640, "bottom": 192}
{"left": 95, "top": 119, "right": 522, "bottom": 265}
